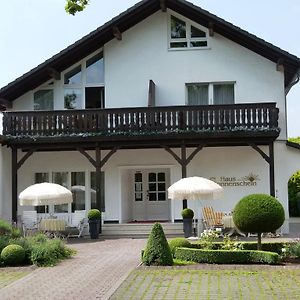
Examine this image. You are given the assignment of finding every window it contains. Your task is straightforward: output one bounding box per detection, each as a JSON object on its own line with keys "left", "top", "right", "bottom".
{"left": 170, "top": 15, "right": 207, "bottom": 49}
{"left": 34, "top": 173, "right": 49, "bottom": 213}
{"left": 187, "top": 83, "right": 234, "bottom": 105}
{"left": 134, "top": 172, "right": 143, "bottom": 202}
{"left": 63, "top": 52, "right": 105, "bottom": 110}
{"left": 34, "top": 90, "right": 54, "bottom": 110}
{"left": 71, "top": 172, "right": 85, "bottom": 212}
{"left": 52, "top": 172, "right": 69, "bottom": 213}
{"left": 91, "top": 172, "right": 105, "bottom": 210}
{"left": 148, "top": 172, "right": 166, "bottom": 202}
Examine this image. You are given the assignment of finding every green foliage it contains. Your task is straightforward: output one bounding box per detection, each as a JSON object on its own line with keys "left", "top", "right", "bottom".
{"left": 30, "top": 238, "right": 74, "bottom": 267}
{"left": 65, "top": 0, "right": 90, "bottom": 15}
{"left": 192, "top": 241, "right": 285, "bottom": 254}
{"left": 199, "top": 229, "right": 220, "bottom": 250}
{"left": 168, "top": 238, "right": 191, "bottom": 257}
{"left": 181, "top": 208, "right": 194, "bottom": 219}
{"left": 0, "top": 220, "right": 12, "bottom": 236}
{"left": 220, "top": 236, "right": 243, "bottom": 251}
{"left": 10, "top": 227, "right": 21, "bottom": 239}
{"left": 175, "top": 247, "right": 280, "bottom": 265}
{"left": 288, "top": 137, "right": 300, "bottom": 144}
{"left": 288, "top": 171, "right": 300, "bottom": 216}
{"left": 283, "top": 241, "right": 300, "bottom": 258}
{"left": 142, "top": 223, "right": 173, "bottom": 266}
{"left": 1, "top": 244, "right": 25, "bottom": 266}
{"left": 88, "top": 209, "right": 101, "bottom": 220}
{"left": 233, "top": 194, "right": 285, "bottom": 233}
{"left": 9, "top": 237, "right": 33, "bottom": 264}
{"left": 0, "top": 236, "right": 9, "bottom": 253}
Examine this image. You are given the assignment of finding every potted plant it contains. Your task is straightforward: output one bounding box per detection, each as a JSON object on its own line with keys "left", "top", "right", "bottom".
{"left": 181, "top": 208, "right": 194, "bottom": 238}
{"left": 88, "top": 209, "right": 101, "bottom": 239}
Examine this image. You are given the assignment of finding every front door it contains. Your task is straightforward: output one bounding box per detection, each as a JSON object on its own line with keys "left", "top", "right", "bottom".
{"left": 133, "top": 169, "right": 170, "bottom": 221}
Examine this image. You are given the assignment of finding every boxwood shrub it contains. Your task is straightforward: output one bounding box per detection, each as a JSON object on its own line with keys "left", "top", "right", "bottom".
{"left": 168, "top": 238, "right": 191, "bottom": 257}
{"left": 175, "top": 247, "right": 280, "bottom": 265}
{"left": 1, "top": 244, "right": 25, "bottom": 266}
{"left": 191, "top": 241, "right": 285, "bottom": 254}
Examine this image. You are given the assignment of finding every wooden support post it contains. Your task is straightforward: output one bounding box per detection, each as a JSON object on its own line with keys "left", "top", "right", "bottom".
{"left": 112, "top": 26, "right": 122, "bottom": 41}
{"left": 160, "top": 0, "right": 167, "bottom": 12}
{"left": 208, "top": 22, "right": 214, "bottom": 37}
{"left": 95, "top": 147, "right": 102, "bottom": 233}
{"left": 47, "top": 67, "right": 61, "bottom": 80}
{"left": 12, "top": 147, "right": 18, "bottom": 223}
{"left": 269, "top": 142, "right": 275, "bottom": 197}
{"left": 181, "top": 144, "right": 187, "bottom": 209}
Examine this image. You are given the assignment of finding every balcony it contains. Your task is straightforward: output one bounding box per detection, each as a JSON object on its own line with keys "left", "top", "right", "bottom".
{"left": 2, "top": 103, "right": 280, "bottom": 146}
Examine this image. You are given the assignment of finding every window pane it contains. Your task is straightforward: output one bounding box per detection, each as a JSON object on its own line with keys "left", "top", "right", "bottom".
{"left": 34, "top": 90, "right": 53, "bottom": 111}
{"left": 135, "top": 183, "right": 142, "bottom": 192}
{"left": 171, "top": 16, "right": 186, "bottom": 38}
{"left": 64, "top": 65, "right": 82, "bottom": 85}
{"left": 64, "top": 89, "right": 82, "bottom": 109}
{"left": 135, "top": 172, "right": 142, "bottom": 182}
{"left": 91, "top": 172, "right": 105, "bottom": 210}
{"left": 158, "top": 183, "right": 165, "bottom": 191}
{"left": 149, "top": 183, "right": 156, "bottom": 192}
{"left": 85, "top": 87, "right": 105, "bottom": 109}
{"left": 187, "top": 84, "right": 209, "bottom": 105}
{"left": 190, "top": 41, "right": 207, "bottom": 48}
{"left": 135, "top": 192, "right": 142, "bottom": 202}
{"left": 71, "top": 172, "right": 85, "bottom": 212}
{"left": 52, "top": 172, "right": 69, "bottom": 213}
{"left": 34, "top": 172, "right": 49, "bottom": 183}
{"left": 34, "top": 173, "right": 49, "bottom": 213}
{"left": 86, "top": 53, "right": 104, "bottom": 84}
{"left": 214, "top": 84, "right": 234, "bottom": 105}
{"left": 170, "top": 42, "right": 187, "bottom": 48}
{"left": 191, "top": 26, "right": 206, "bottom": 38}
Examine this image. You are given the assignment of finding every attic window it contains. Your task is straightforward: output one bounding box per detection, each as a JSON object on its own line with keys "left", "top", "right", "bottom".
{"left": 170, "top": 15, "right": 208, "bottom": 49}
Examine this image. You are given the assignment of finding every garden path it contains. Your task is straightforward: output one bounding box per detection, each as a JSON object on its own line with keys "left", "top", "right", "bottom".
{"left": 0, "top": 238, "right": 146, "bottom": 300}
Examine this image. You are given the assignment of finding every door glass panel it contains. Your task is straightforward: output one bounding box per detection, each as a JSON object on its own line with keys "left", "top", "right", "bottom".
{"left": 52, "top": 172, "right": 69, "bottom": 213}
{"left": 157, "top": 173, "right": 165, "bottom": 182}
{"left": 71, "top": 172, "right": 85, "bottom": 212}
{"left": 187, "top": 84, "right": 209, "bottom": 106}
{"left": 158, "top": 192, "right": 166, "bottom": 201}
{"left": 148, "top": 173, "right": 156, "bottom": 182}
{"left": 158, "top": 183, "right": 165, "bottom": 191}
{"left": 149, "top": 183, "right": 156, "bottom": 192}
{"left": 213, "top": 84, "right": 234, "bottom": 105}
{"left": 135, "top": 172, "right": 142, "bottom": 182}
{"left": 135, "top": 183, "right": 142, "bottom": 192}
{"left": 149, "top": 193, "right": 157, "bottom": 201}
{"left": 134, "top": 172, "right": 143, "bottom": 202}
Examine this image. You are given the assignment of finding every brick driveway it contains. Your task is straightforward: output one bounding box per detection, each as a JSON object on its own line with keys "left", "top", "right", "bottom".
{"left": 0, "top": 238, "right": 146, "bottom": 300}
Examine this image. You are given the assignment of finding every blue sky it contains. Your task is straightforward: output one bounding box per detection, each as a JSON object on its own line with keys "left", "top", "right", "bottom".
{"left": 1, "top": 0, "right": 299, "bottom": 137}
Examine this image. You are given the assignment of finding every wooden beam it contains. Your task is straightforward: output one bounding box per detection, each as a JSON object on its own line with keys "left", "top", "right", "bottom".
{"left": 249, "top": 143, "right": 270, "bottom": 163}
{"left": 163, "top": 146, "right": 182, "bottom": 164}
{"left": 148, "top": 80, "right": 156, "bottom": 107}
{"left": 0, "top": 98, "right": 12, "bottom": 109}
{"left": 47, "top": 67, "right": 61, "bottom": 80}
{"left": 160, "top": 0, "right": 167, "bottom": 12}
{"left": 17, "top": 149, "right": 35, "bottom": 170}
{"left": 276, "top": 59, "right": 284, "bottom": 72}
{"left": 112, "top": 26, "right": 122, "bottom": 41}
{"left": 208, "top": 22, "right": 214, "bottom": 37}
{"left": 77, "top": 148, "right": 97, "bottom": 168}
{"left": 186, "top": 145, "right": 204, "bottom": 165}
{"left": 100, "top": 147, "right": 118, "bottom": 168}
{"left": 269, "top": 142, "right": 275, "bottom": 196}
{"left": 12, "top": 147, "right": 18, "bottom": 223}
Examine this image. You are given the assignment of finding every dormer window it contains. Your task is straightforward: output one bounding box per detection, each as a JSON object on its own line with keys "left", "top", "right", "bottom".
{"left": 170, "top": 15, "right": 208, "bottom": 49}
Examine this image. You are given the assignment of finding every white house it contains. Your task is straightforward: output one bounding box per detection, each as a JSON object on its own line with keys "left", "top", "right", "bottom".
{"left": 0, "top": 0, "right": 300, "bottom": 233}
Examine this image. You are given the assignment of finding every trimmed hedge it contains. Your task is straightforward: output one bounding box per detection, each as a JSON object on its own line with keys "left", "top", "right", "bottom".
{"left": 168, "top": 238, "right": 191, "bottom": 257}
{"left": 191, "top": 241, "right": 285, "bottom": 254}
{"left": 1, "top": 244, "right": 25, "bottom": 266}
{"left": 175, "top": 247, "right": 280, "bottom": 265}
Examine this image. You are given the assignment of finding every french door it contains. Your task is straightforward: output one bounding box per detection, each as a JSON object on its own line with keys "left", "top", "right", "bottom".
{"left": 133, "top": 169, "right": 170, "bottom": 221}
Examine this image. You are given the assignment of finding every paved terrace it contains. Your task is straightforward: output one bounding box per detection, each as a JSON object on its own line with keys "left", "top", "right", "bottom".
{"left": 0, "top": 238, "right": 146, "bottom": 300}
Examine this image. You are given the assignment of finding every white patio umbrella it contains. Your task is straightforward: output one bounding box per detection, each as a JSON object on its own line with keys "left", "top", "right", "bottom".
{"left": 19, "top": 182, "right": 73, "bottom": 206}
{"left": 168, "top": 176, "right": 223, "bottom": 237}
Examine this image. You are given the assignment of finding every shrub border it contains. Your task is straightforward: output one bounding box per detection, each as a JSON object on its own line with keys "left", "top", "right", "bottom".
{"left": 175, "top": 247, "right": 280, "bottom": 265}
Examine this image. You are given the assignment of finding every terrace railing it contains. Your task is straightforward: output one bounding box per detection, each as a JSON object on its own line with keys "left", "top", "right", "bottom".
{"left": 2, "top": 103, "right": 279, "bottom": 137}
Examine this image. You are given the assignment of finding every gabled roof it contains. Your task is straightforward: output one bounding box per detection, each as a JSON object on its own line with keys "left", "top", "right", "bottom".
{"left": 1, "top": 0, "right": 300, "bottom": 106}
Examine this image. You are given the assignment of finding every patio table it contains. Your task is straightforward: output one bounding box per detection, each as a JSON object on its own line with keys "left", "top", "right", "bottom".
{"left": 39, "top": 219, "right": 66, "bottom": 232}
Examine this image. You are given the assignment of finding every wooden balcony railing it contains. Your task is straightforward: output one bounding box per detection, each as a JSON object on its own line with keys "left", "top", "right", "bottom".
{"left": 2, "top": 103, "right": 279, "bottom": 138}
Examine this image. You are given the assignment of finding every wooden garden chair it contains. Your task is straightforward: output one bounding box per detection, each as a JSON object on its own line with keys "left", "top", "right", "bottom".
{"left": 202, "top": 206, "right": 224, "bottom": 230}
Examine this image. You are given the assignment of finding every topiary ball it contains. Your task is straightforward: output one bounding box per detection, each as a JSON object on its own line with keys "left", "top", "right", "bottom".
{"left": 142, "top": 223, "right": 173, "bottom": 266}
{"left": 88, "top": 209, "right": 101, "bottom": 220}
{"left": 233, "top": 194, "right": 285, "bottom": 234}
{"left": 181, "top": 208, "right": 194, "bottom": 219}
{"left": 168, "top": 238, "right": 191, "bottom": 257}
{"left": 1, "top": 244, "right": 25, "bottom": 266}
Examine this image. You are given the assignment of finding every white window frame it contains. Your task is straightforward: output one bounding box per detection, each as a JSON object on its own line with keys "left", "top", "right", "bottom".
{"left": 186, "top": 82, "right": 236, "bottom": 105}
{"left": 62, "top": 49, "right": 105, "bottom": 109}
{"left": 168, "top": 12, "right": 209, "bottom": 50}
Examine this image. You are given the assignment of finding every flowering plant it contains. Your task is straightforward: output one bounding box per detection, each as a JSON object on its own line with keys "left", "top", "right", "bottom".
{"left": 199, "top": 229, "right": 220, "bottom": 250}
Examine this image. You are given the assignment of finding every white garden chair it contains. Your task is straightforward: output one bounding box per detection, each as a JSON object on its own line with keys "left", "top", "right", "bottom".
{"left": 22, "top": 210, "right": 39, "bottom": 236}
{"left": 66, "top": 210, "right": 88, "bottom": 238}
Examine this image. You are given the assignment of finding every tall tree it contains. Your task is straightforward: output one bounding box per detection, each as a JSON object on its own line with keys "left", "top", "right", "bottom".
{"left": 65, "top": 0, "right": 90, "bottom": 15}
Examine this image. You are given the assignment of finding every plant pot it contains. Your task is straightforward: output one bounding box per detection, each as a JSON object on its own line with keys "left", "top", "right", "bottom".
{"left": 183, "top": 218, "right": 193, "bottom": 238}
{"left": 88, "top": 219, "right": 100, "bottom": 239}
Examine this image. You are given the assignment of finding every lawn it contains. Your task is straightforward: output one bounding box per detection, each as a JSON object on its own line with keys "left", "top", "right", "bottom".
{"left": 0, "top": 269, "right": 31, "bottom": 289}
{"left": 110, "top": 266, "right": 300, "bottom": 300}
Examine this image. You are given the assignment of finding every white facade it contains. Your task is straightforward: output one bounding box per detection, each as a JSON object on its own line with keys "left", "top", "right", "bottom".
{"left": 1, "top": 8, "right": 298, "bottom": 233}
